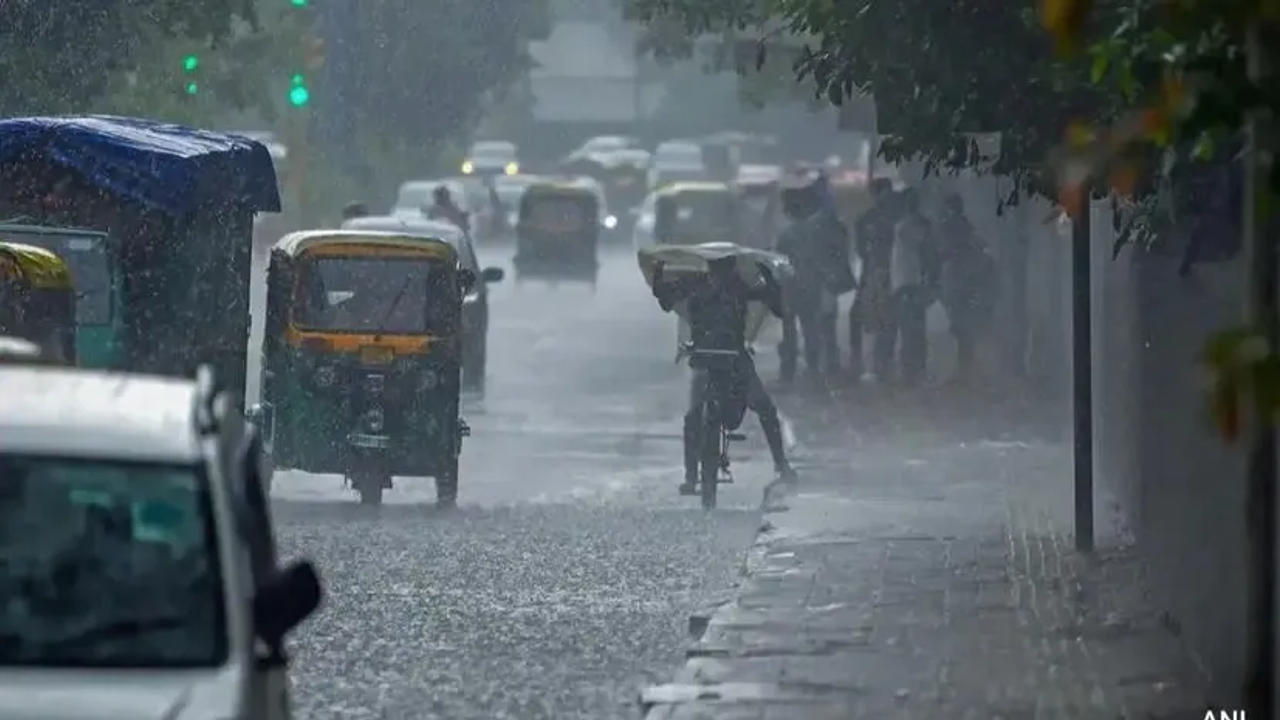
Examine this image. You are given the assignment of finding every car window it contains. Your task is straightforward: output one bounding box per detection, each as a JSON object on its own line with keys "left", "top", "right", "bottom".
{"left": 0, "top": 455, "right": 226, "bottom": 668}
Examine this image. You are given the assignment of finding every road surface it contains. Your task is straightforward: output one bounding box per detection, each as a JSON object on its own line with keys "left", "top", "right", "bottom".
{"left": 250, "top": 237, "right": 781, "bottom": 718}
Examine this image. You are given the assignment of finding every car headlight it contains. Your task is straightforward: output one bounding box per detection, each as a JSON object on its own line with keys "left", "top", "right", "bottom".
{"left": 364, "top": 406, "right": 384, "bottom": 433}
{"left": 504, "top": 162, "right": 519, "bottom": 176}
{"left": 314, "top": 365, "right": 336, "bottom": 388}
{"left": 603, "top": 214, "right": 618, "bottom": 229}
{"left": 419, "top": 369, "right": 439, "bottom": 391}
{"left": 461, "top": 161, "right": 475, "bottom": 174}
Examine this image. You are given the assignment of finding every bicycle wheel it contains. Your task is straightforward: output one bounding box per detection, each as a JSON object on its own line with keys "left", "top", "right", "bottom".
{"left": 699, "top": 401, "right": 720, "bottom": 510}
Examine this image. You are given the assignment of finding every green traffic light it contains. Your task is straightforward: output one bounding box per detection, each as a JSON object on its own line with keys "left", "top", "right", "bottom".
{"left": 291, "top": 73, "right": 305, "bottom": 86}
{"left": 186, "top": 82, "right": 199, "bottom": 95}
{"left": 289, "top": 84, "right": 310, "bottom": 107}
{"left": 291, "top": 0, "right": 307, "bottom": 6}
{"left": 183, "top": 55, "right": 199, "bottom": 72}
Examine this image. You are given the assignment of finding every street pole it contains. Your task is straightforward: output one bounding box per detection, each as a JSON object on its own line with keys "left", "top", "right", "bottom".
{"left": 1072, "top": 186, "right": 1094, "bottom": 554}
{"left": 1242, "top": 21, "right": 1277, "bottom": 719}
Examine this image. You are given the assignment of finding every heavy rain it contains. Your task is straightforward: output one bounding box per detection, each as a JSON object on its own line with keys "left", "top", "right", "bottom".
{"left": 0, "top": 0, "right": 1272, "bottom": 718}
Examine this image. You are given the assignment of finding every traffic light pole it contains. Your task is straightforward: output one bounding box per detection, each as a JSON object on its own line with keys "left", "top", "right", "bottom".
{"left": 1072, "top": 185, "right": 1094, "bottom": 554}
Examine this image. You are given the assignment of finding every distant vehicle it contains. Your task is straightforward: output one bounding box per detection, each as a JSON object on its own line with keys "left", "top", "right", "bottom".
{"left": 563, "top": 135, "right": 639, "bottom": 164}
{"left": 340, "top": 214, "right": 504, "bottom": 392}
{"left": 0, "top": 363, "right": 321, "bottom": 719}
{"left": 461, "top": 140, "right": 519, "bottom": 177}
{"left": 633, "top": 182, "right": 741, "bottom": 252}
{"left": 648, "top": 140, "right": 708, "bottom": 190}
{"left": 514, "top": 180, "right": 602, "bottom": 289}
{"left": 492, "top": 175, "right": 549, "bottom": 231}
{"left": 392, "top": 179, "right": 473, "bottom": 219}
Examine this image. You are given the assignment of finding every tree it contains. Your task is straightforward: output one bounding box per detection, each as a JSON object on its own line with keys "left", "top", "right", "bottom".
{"left": 0, "top": 0, "right": 258, "bottom": 116}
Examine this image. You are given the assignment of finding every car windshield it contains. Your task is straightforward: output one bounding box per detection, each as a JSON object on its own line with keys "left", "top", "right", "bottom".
{"left": 5, "top": 233, "right": 111, "bottom": 325}
{"left": 294, "top": 256, "right": 455, "bottom": 335}
{"left": 657, "top": 193, "right": 736, "bottom": 240}
{"left": 655, "top": 145, "right": 702, "bottom": 166}
{"left": 471, "top": 143, "right": 515, "bottom": 160}
{"left": 0, "top": 456, "right": 225, "bottom": 668}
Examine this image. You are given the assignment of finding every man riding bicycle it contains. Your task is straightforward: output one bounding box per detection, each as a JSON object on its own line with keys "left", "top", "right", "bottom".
{"left": 651, "top": 256, "right": 798, "bottom": 495}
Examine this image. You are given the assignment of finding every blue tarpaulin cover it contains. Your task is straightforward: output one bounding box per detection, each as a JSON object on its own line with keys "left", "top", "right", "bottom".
{"left": 0, "top": 115, "right": 281, "bottom": 215}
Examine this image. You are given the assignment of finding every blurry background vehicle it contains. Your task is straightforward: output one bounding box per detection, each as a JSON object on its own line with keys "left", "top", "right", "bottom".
{"left": 341, "top": 215, "right": 504, "bottom": 392}
{"left": 651, "top": 182, "right": 742, "bottom": 249}
{"left": 514, "top": 180, "right": 601, "bottom": 289}
{"left": 492, "top": 174, "right": 548, "bottom": 233}
{"left": 648, "top": 140, "right": 708, "bottom": 190}
{"left": 0, "top": 363, "right": 321, "bottom": 719}
{"left": 0, "top": 237, "right": 80, "bottom": 365}
{"left": 392, "top": 179, "right": 473, "bottom": 219}
{"left": 561, "top": 135, "right": 639, "bottom": 165}
{"left": 462, "top": 140, "right": 520, "bottom": 178}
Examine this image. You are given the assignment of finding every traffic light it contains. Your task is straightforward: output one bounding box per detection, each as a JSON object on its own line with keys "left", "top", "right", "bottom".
{"left": 291, "top": 0, "right": 308, "bottom": 6}
{"left": 182, "top": 54, "right": 200, "bottom": 95}
{"left": 289, "top": 74, "right": 310, "bottom": 107}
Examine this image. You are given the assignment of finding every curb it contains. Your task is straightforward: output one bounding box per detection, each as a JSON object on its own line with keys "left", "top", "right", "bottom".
{"left": 637, "top": 442, "right": 803, "bottom": 718}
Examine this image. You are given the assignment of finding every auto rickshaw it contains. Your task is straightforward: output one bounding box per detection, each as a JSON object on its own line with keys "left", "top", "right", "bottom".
{"left": 652, "top": 182, "right": 743, "bottom": 247}
{"left": 256, "top": 230, "right": 473, "bottom": 507}
{"left": 514, "top": 180, "right": 600, "bottom": 288}
{"left": 0, "top": 241, "right": 76, "bottom": 364}
{"left": 0, "top": 222, "right": 118, "bottom": 366}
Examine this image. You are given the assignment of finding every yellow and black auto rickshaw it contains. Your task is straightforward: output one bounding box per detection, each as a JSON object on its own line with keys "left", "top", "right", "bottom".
{"left": 514, "top": 180, "right": 600, "bottom": 288}
{"left": 0, "top": 241, "right": 76, "bottom": 364}
{"left": 255, "top": 230, "right": 473, "bottom": 507}
{"left": 652, "top": 181, "right": 743, "bottom": 247}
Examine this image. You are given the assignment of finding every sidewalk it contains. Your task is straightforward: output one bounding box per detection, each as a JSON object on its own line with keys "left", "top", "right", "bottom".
{"left": 640, "top": 384, "right": 1211, "bottom": 719}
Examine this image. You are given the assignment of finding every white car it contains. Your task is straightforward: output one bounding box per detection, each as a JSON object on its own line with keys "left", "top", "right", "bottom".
{"left": 564, "top": 135, "right": 639, "bottom": 164}
{"left": 0, "top": 364, "right": 321, "bottom": 720}
{"left": 392, "top": 179, "right": 471, "bottom": 218}
{"left": 648, "top": 140, "right": 707, "bottom": 190}
{"left": 461, "top": 140, "right": 519, "bottom": 177}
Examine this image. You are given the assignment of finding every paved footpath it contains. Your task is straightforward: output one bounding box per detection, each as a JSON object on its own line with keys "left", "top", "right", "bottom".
{"left": 640, "top": 383, "right": 1212, "bottom": 719}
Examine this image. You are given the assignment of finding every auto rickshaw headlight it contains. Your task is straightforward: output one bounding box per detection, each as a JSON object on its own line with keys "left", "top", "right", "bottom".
{"left": 504, "top": 162, "right": 519, "bottom": 176}
{"left": 419, "top": 368, "right": 439, "bottom": 391}
{"left": 461, "top": 161, "right": 475, "bottom": 174}
{"left": 315, "top": 365, "right": 337, "bottom": 388}
{"left": 365, "top": 406, "right": 385, "bottom": 433}
{"left": 603, "top": 214, "right": 618, "bottom": 229}
{"left": 364, "top": 373, "right": 385, "bottom": 396}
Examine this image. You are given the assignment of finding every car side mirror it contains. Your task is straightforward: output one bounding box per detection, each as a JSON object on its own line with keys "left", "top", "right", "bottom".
{"left": 254, "top": 559, "right": 322, "bottom": 650}
{"left": 481, "top": 267, "right": 504, "bottom": 283}
{"left": 459, "top": 269, "right": 477, "bottom": 294}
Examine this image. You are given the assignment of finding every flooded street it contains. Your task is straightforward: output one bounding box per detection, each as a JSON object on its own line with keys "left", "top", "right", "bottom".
{"left": 260, "top": 241, "right": 775, "bottom": 718}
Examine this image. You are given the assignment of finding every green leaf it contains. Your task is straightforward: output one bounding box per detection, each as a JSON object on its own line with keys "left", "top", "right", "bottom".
{"left": 1090, "top": 46, "right": 1110, "bottom": 83}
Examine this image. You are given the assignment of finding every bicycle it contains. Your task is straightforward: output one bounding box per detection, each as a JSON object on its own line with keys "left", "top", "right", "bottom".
{"left": 684, "top": 344, "right": 750, "bottom": 510}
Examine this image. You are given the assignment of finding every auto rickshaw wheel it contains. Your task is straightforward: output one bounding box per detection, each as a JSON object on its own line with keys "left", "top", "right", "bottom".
{"left": 435, "top": 457, "right": 459, "bottom": 509}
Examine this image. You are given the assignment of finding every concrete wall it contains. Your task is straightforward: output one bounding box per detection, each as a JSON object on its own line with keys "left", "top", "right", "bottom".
{"left": 1034, "top": 194, "right": 1249, "bottom": 701}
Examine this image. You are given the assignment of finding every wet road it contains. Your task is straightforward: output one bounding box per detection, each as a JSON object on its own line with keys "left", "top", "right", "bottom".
{"left": 250, "top": 238, "right": 780, "bottom": 718}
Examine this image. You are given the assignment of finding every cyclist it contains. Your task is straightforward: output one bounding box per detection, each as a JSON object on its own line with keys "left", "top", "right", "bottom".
{"left": 651, "top": 256, "right": 797, "bottom": 495}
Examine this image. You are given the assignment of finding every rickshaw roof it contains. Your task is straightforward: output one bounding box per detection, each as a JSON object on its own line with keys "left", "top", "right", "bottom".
{"left": 655, "top": 181, "right": 734, "bottom": 196}
{"left": 0, "top": 240, "right": 73, "bottom": 289}
{"left": 341, "top": 215, "right": 465, "bottom": 243}
{"left": 272, "top": 230, "right": 459, "bottom": 260}
{"left": 0, "top": 221, "right": 107, "bottom": 240}
{"left": 0, "top": 115, "right": 281, "bottom": 216}
{"left": 523, "top": 180, "right": 600, "bottom": 197}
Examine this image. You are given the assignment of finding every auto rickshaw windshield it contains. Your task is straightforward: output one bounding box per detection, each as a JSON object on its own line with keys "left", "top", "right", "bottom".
{"left": 292, "top": 255, "right": 456, "bottom": 335}
{"left": 523, "top": 195, "right": 593, "bottom": 232}
{"left": 7, "top": 235, "right": 111, "bottom": 325}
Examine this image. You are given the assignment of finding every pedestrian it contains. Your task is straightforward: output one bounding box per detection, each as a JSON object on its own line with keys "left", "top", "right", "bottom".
{"left": 774, "top": 171, "right": 847, "bottom": 385}
{"left": 937, "top": 193, "right": 997, "bottom": 383}
{"left": 424, "top": 185, "right": 471, "bottom": 236}
{"left": 850, "top": 178, "right": 901, "bottom": 381}
{"left": 888, "top": 188, "right": 940, "bottom": 386}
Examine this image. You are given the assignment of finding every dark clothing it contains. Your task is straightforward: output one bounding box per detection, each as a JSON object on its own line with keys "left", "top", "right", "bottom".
{"left": 775, "top": 208, "right": 848, "bottom": 380}
{"left": 886, "top": 211, "right": 940, "bottom": 385}
{"left": 427, "top": 202, "right": 470, "bottom": 235}
{"left": 653, "top": 271, "right": 783, "bottom": 353}
{"left": 652, "top": 268, "right": 789, "bottom": 480}
{"left": 938, "top": 213, "right": 997, "bottom": 380}
{"left": 892, "top": 286, "right": 930, "bottom": 385}
{"left": 683, "top": 356, "right": 785, "bottom": 482}
{"left": 850, "top": 199, "right": 901, "bottom": 377}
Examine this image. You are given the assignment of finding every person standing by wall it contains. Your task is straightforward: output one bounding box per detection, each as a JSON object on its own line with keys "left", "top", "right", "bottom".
{"left": 889, "top": 187, "right": 941, "bottom": 386}
{"left": 850, "top": 178, "right": 901, "bottom": 381}
{"left": 938, "top": 193, "right": 998, "bottom": 384}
